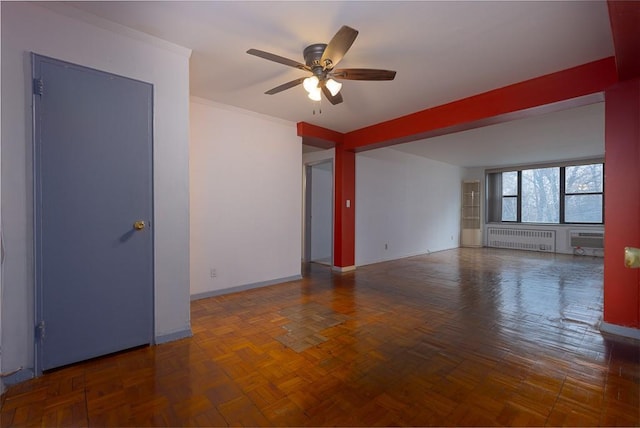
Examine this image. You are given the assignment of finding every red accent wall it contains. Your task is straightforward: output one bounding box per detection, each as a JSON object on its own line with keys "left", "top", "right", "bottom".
{"left": 334, "top": 144, "right": 356, "bottom": 268}
{"left": 604, "top": 79, "right": 640, "bottom": 328}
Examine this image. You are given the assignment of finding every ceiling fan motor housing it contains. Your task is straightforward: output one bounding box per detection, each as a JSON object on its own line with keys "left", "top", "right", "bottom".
{"left": 304, "top": 43, "right": 328, "bottom": 74}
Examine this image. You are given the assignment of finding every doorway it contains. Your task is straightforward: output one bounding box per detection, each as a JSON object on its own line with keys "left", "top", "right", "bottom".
{"left": 304, "top": 160, "right": 334, "bottom": 266}
{"left": 33, "top": 54, "right": 154, "bottom": 372}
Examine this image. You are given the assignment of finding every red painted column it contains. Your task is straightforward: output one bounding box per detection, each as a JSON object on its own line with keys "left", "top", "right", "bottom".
{"left": 334, "top": 143, "right": 356, "bottom": 270}
{"left": 603, "top": 78, "right": 640, "bottom": 328}
{"left": 607, "top": 1, "right": 640, "bottom": 81}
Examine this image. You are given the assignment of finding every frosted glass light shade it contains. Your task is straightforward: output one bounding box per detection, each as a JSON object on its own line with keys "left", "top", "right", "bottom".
{"left": 307, "top": 87, "right": 321, "bottom": 101}
{"left": 303, "top": 76, "right": 319, "bottom": 93}
{"left": 325, "top": 78, "right": 342, "bottom": 96}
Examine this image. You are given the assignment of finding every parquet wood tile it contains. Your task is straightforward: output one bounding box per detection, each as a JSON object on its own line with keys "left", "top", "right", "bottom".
{"left": 2, "top": 248, "right": 639, "bottom": 426}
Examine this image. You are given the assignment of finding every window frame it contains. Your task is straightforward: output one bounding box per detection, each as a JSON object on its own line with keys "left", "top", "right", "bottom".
{"left": 500, "top": 170, "right": 520, "bottom": 223}
{"left": 488, "top": 160, "right": 604, "bottom": 225}
{"left": 520, "top": 166, "right": 560, "bottom": 224}
{"left": 562, "top": 163, "right": 605, "bottom": 224}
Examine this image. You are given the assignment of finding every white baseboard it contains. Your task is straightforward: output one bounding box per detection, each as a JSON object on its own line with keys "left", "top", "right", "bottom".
{"left": 2, "top": 367, "right": 34, "bottom": 386}
{"left": 332, "top": 265, "right": 356, "bottom": 273}
{"left": 599, "top": 321, "right": 640, "bottom": 341}
{"left": 155, "top": 328, "right": 193, "bottom": 344}
{"left": 191, "top": 275, "right": 303, "bottom": 301}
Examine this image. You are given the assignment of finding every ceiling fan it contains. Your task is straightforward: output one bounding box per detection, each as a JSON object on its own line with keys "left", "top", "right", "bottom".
{"left": 247, "top": 25, "right": 396, "bottom": 105}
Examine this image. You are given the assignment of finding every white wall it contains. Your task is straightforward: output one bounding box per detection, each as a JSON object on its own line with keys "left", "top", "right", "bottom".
{"left": 356, "top": 148, "right": 463, "bottom": 266}
{"left": 310, "top": 163, "right": 333, "bottom": 262}
{"left": 1, "top": 2, "right": 191, "bottom": 381}
{"left": 189, "top": 98, "right": 302, "bottom": 297}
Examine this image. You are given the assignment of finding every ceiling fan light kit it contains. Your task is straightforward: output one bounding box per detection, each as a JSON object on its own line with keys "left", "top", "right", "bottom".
{"left": 247, "top": 25, "right": 396, "bottom": 106}
{"left": 303, "top": 75, "right": 341, "bottom": 99}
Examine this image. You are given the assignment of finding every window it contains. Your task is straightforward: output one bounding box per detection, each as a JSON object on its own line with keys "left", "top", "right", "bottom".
{"left": 488, "top": 162, "right": 603, "bottom": 225}
{"left": 501, "top": 171, "right": 518, "bottom": 221}
{"left": 521, "top": 167, "right": 559, "bottom": 223}
{"left": 564, "top": 164, "right": 603, "bottom": 223}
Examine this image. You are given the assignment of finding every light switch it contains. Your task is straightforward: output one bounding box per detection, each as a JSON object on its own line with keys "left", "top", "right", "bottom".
{"left": 346, "top": 199, "right": 351, "bottom": 208}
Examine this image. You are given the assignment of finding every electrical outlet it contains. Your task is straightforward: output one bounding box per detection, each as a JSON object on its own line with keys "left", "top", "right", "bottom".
{"left": 210, "top": 268, "right": 217, "bottom": 278}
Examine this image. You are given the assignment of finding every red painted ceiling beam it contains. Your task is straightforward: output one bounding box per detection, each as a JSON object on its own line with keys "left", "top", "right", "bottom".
{"left": 342, "top": 57, "right": 617, "bottom": 151}
{"left": 297, "top": 121, "right": 343, "bottom": 149}
{"left": 607, "top": 1, "right": 640, "bottom": 81}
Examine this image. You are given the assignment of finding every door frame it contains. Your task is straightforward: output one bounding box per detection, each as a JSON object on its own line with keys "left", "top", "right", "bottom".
{"left": 303, "top": 159, "right": 334, "bottom": 266}
{"left": 31, "top": 53, "right": 155, "bottom": 375}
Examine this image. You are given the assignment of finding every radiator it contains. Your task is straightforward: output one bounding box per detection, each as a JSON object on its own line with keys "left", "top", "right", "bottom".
{"left": 487, "top": 227, "right": 556, "bottom": 252}
{"left": 570, "top": 231, "right": 604, "bottom": 249}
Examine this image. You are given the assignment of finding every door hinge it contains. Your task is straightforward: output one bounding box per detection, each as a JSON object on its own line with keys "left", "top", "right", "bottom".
{"left": 36, "top": 321, "right": 46, "bottom": 340}
{"left": 33, "top": 78, "right": 44, "bottom": 96}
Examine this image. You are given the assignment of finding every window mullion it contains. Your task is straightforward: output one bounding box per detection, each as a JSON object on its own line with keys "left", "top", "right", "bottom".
{"left": 560, "top": 167, "right": 566, "bottom": 223}
{"left": 517, "top": 170, "right": 522, "bottom": 223}
{"left": 565, "top": 191, "right": 602, "bottom": 197}
{"left": 602, "top": 163, "right": 605, "bottom": 223}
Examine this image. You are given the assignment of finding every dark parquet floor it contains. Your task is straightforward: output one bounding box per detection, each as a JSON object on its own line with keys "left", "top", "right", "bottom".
{"left": 2, "top": 248, "right": 639, "bottom": 426}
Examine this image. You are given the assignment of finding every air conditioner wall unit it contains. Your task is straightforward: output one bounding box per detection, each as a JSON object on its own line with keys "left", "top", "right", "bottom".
{"left": 570, "top": 231, "right": 604, "bottom": 249}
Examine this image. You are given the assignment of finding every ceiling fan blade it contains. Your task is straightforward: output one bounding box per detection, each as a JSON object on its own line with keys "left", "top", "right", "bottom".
{"left": 331, "top": 68, "right": 397, "bottom": 81}
{"left": 247, "top": 49, "right": 310, "bottom": 71}
{"left": 265, "top": 77, "right": 306, "bottom": 95}
{"left": 320, "top": 26, "right": 359, "bottom": 70}
{"left": 321, "top": 84, "right": 343, "bottom": 105}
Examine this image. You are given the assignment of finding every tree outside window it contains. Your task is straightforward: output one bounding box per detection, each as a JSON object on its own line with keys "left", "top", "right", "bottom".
{"left": 565, "top": 164, "right": 603, "bottom": 223}
{"left": 522, "top": 167, "right": 559, "bottom": 223}
{"left": 501, "top": 171, "right": 518, "bottom": 222}
{"left": 491, "top": 162, "right": 603, "bottom": 225}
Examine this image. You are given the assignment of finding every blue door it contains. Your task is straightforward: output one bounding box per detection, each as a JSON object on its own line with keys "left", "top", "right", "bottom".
{"left": 33, "top": 54, "right": 154, "bottom": 371}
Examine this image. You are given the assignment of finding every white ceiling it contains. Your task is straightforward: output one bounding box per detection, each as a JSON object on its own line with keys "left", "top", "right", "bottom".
{"left": 393, "top": 102, "right": 605, "bottom": 168}
{"left": 61, "top": 1, "right": 613, "bottom": 167}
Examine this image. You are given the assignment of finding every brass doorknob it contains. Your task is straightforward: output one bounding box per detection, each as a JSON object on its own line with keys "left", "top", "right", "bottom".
{"left": 133, "top": 220, "right": 145, "bottom": 231}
